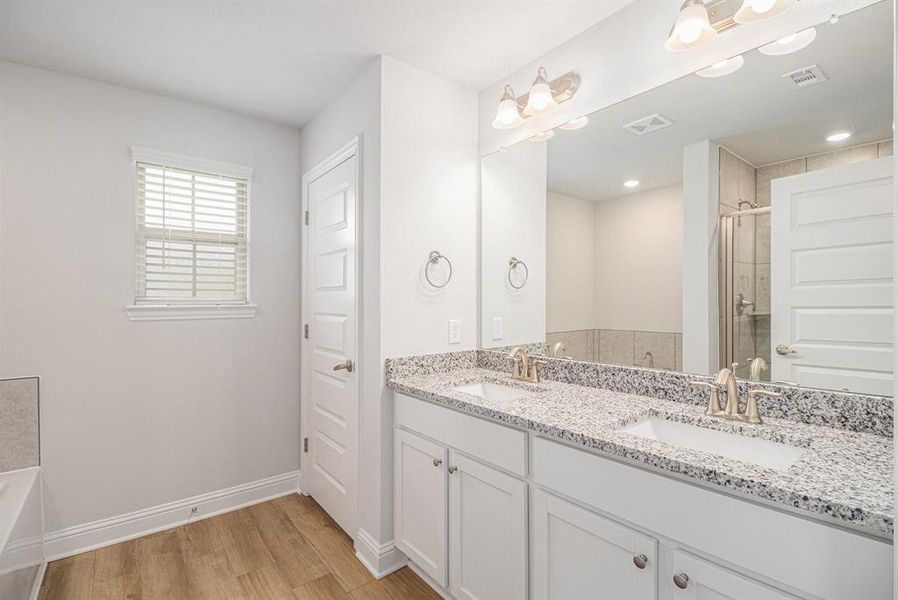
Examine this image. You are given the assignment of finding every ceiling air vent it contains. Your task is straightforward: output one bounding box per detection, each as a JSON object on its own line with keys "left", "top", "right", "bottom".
{"left": 782, "top": 65, "right": 827, "bottom": 89}
{"left": 622, "top": 113, "right": 674, "bottom": 136}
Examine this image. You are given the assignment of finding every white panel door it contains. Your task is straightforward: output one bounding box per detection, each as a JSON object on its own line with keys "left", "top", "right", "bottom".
{"left": 305, "top": 154, "right": 358, "bottom": 536}
{"left": 771, "top": 157, "right": 893, "bottom": 395}
{"left": 394, "top": 429, "right": 449, "bottom": 587}
{"left": 533, "top": 489, "right": 657, "bottom": 600}
{"left": 667, "top": 550, "right": 797, "bottom": 600}
{"left": 449, "top": 451, "right": 527, "bottom": 600}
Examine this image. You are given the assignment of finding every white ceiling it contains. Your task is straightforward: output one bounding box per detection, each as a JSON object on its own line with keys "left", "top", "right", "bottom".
{"left": 547, "top": 0, "right": 893, "bottom": 202}
{"left": 0, "top": 0, "right": 633, "bottom": 129}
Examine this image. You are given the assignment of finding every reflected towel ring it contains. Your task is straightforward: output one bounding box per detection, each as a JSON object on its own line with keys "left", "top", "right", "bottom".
{"left": 508, "top": 256, "right": 529, "bottom": 290}
{"left": 425, "top": 251, "right": 453, "bottom": 288}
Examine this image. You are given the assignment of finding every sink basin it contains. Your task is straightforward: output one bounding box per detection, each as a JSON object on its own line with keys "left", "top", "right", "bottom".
{"left": 453, "top": 381, "right": 532, "bottom": 402}
{"left": 622, "top": 417, "right": 804, "bottom": 472}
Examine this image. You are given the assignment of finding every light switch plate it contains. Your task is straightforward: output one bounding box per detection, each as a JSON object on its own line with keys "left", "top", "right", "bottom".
{"left": 492, "top": 317, "right": 503, "bottom": 340}
{"left": 448, "top": 319, "right": 461, "bottom": 344}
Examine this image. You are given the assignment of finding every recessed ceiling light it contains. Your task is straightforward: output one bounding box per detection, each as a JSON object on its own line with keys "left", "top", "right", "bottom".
{"left": 558, "top": 116, "right": 589, "bottom": 130}
{"left": 758, "top": 27, "right": 816, "bottom": 56}
{"left": 826, "top": 131, "right": 852, "bottom": 143}
{"left": 697, "top": 56, "right": 745, "bottom": 78}
{"left": 529, "top": 130, "right": 555, "bottom": 142}
{"left": 624, "top": 180, "right": 640, "bottom": 188}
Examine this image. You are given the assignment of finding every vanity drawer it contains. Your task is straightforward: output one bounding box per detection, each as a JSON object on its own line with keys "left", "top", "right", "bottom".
{"left": 394, "top": 392, "right": 527, "bottom": 477}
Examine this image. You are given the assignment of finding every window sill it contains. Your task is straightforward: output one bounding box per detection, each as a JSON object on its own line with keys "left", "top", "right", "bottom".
{"left": 125, "top": 304, "right": 258, "bottom": 322}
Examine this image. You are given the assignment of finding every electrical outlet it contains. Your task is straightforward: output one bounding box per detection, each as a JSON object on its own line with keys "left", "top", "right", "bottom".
{"left": 492, "top": 317, "right": 503, "bottom": 340}
{"left": 448, "top": 319, "right": 461, "bottom": 344}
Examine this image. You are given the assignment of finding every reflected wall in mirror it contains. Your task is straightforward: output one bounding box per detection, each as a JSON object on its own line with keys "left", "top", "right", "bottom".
{"left": 480, "top": 0, "right": 894, "bottom": 396}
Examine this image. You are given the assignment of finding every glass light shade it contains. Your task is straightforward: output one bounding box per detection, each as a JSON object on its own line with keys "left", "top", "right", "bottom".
{"left": 758, "top": 27, "right": 816, "bottom": 56}
{"left": 523, "top": 67, "right": 559, "bottom": 117}
{"left": 734, "top": 0, "right": 796, "bottom": 24}
{"left": 696, "top": 55, "right": 745, "bottom": 78}
{"left": 558, "top": 116, "right": 589, "bottom": 130}
{"left": 491, "top": 85, "right": 524, "bottom": 129}
{"left": 665, "top": 2, "right": 717, "bottom": 52}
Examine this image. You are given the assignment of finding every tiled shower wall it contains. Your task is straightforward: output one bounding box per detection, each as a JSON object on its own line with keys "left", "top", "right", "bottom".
{"left": 0, "top": 377, "right": 40, "bottom": 472}
{"left": 546, "top": 329, "right": 682, "bottom": 370}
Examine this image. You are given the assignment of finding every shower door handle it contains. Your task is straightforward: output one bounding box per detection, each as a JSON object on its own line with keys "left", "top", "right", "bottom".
{"left": 775, "top": 344, "right": 797, "bottom": 356}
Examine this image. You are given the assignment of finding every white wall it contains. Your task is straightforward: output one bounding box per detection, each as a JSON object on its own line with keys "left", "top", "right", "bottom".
{"left": 593, "top": 185, "right": 682, "bottom": 333}
{"left": 0, "top": 62, "right": 302, "bottom": 533}
{"left": 481, "top": 142, "right": 547, "bottom": 347}
{"left": 478, "top": 1, "right": 876, "bottom": 155}
{"left": 546, "top": 191, "right": 593, "bottom": 333}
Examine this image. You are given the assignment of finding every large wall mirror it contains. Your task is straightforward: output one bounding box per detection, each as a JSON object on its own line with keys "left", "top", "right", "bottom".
{"left": 481, "top": 0, "right": 894, "bottom": 396}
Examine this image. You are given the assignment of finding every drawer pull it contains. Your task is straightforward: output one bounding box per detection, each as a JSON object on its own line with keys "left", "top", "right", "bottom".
{"left": 448, "top": 466, "right": 458, "bottom": 474}
{"left": 673, "top": 573, "right": 689, "bottom": 589}
{"left": 632, "top": 554, "right": 648, "bottom": 569}
{"left": 432, "top": 458, "right": 442, "bottom": 467}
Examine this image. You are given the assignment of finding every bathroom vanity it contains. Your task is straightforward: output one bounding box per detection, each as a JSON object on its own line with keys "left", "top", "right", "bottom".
{"left": 387, "top": 352, "right": 893, "bottom": 600}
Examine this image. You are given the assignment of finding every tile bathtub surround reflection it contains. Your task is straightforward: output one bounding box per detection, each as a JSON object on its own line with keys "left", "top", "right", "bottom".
{"left": 0, "top": 377, "right": 40, "bottom": 472}
{"left": 634, "top": 331, "right": 676, "bottom": 370}
{"left": 598, "top": 329, "right": 634, "bottom": 366}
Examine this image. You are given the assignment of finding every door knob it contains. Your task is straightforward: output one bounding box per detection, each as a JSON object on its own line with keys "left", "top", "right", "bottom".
{"left": 448, "top": 466, "right": 458, "bottom": 474}
{"left": 673, "top": 573, "right": 689, "bottom": 589}
{"left": 432, "top": 458, "right": 442, "bottom": 467}
{"left": 632, "top": 554, "right": 648, "bottom": 569}
{"left": 333, "top": 360, "right": 354, "bottom": 373}
{"left": 775, "top": 344, "right": 797, "bottom": 356}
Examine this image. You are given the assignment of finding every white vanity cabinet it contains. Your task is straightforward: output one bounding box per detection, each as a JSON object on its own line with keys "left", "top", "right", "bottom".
{"left": 667, "top": 550, "right": 798, "bottom": 600}
{"left": 532, "top": 489, "right": 658, "bottom": 600}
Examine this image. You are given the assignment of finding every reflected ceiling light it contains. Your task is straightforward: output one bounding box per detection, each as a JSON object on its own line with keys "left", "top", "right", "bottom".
{"left": 826, "top": 130, "right": 852, "bottom": 143}
{"left": 665, "top": 0, "right": 717, "bottom": 52}
{"left": 734, "top": 0, "right": 795, "bottom": 24}
{"left": 529, "top": 130, "right": 555, "bottom": 142}
{"left": 623, "top": 179, "right": 640, "bottom": 188}
{"left": 696, "top": 55, "right": 745, "bottom": 78}
{"left": 758, "top": 27, "right": 816, "bottom": 56}
{"left": 523, "top": 67, "right": 559, "bottom": 117}
{"left": 491, "top": 85, "right": 524, "bottom": 130}
{"left": 558, "top": 116, "right": 589, "bottom": 130}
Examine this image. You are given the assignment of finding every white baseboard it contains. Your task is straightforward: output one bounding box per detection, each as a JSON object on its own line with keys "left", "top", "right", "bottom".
{"left": 406, "top": 561, "right": 453, "bottom": 600}
{"left": 354, "top": 527, "right": 407, "bottom": 579}
{"left": 43, "top": 470, "right": 301, "bottom": 561}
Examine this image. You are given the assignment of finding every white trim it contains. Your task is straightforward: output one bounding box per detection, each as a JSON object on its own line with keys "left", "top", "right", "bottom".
{"left": 406, "top": 561, "right": 453, "bottom": 600}
{"left": 355, "top": 527, "right": 407, "bottom": 579}
{"left": 125, "top": 303, "right": 258, "bottom": 321}
{"left": 29, "top": 561, "right": 46, "bottom": 600}
{"left": 43, "top": 470, "right": 300, "bottom": 560}
{"left": 300, "top": 136, "right": 362, "bottom": 534}
{"left": 130, "top": 146, "right": 254, "bottom": 179}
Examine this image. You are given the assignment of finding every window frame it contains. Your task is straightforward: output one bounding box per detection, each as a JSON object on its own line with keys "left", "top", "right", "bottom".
{"left": 125, "top": 146, "right": 256, "bottom": 321}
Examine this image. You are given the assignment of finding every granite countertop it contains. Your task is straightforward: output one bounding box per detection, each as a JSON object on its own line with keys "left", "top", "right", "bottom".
{"left": 388, "top": 367, "right": 894, "bottom": 538}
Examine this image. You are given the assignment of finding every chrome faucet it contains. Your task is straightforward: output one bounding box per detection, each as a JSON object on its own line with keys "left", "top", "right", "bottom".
{"left": 508, "top": 347, "right": 544, "bottom": 383}
{"left": 690, "top": 363, "right": 780, "bottom": 424}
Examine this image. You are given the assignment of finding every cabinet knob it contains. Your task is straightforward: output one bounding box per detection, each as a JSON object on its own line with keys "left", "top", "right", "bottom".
{"left": 448, "top": 466, "right": 458, "bottom": 474}
{"left": 673, "top": 573, "right": 689, "bottom": 589}
{"left": 632, "top": 554, "right": 648, "bottom": 569}
{"left": 432, "top": 458, "right": 442, "bottom": 467}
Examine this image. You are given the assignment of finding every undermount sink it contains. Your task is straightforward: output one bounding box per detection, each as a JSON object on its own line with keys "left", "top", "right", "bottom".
{"left": 453, "top": 381, "right": 533, "bottom": 402}
{"left": 622, "top": 417, "right": 804, "bottom": 472}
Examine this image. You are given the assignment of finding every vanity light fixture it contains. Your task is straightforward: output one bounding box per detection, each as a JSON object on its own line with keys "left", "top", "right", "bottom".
{"left": 665, "top": 0, "right": 717, "bottom": 52}
{"left": 529, "top": 130, "right": 555, "bottom": 142}
{"left": 758, "top": 27, "right": 817, "bottom": 56}
{"left": 826, "top": 130, "right": 852, "bottom": 143}
{"left": 733, "top": 0, "right": 795, "bottom": 24}
{"left": 491, "top": 85, "right": 525, "bottom": 130}
{"left": 490, "top": 68, "right": 581, "bottom": 130}
{"left": 558, "top": 116, "right": 589, "bottom": 130}
{"left": 697, "top": 55, "right": 745, "bottom": 78}
{"left": 623, "top": 179, "right": 640, "bottom": 188}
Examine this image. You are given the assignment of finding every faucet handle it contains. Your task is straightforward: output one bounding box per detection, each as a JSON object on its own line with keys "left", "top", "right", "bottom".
{"left": 691, "top": 381, "right": 723, "bottom": 416}
{"left": 745, "top": 389, "right": 781, "bottom": 424}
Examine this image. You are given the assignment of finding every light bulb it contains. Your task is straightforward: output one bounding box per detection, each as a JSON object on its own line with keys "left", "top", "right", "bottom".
{"left": 734, "top": 0, "right": 795, "bottom": 24}
{"left": 523, "top": 67, "right": 559, "bottom": 117}
{"left": 665, "top": 1, "right": 716, "bottom": 52}
{"left": 678, "top": 19, "right": 703, "bottom": 44}
{"left": 748, "top": 0, "right": 776, "bottom": 14}
{"left": 491, "top": 85, "right": 524, "bottom": 129}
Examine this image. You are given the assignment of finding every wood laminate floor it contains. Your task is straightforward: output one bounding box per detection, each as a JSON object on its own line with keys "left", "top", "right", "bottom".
{"left": 38, "top": 495, "right": 442, "bottom": 600}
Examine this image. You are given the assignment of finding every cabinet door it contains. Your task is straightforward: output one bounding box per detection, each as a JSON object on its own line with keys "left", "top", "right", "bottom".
{"left": 667, "top": 550, "right": 798, "bottom": 600}
{"left": 533, "top": 489, "right": 657, "bottom": 600}
{"left": 394, "top": 428, "right": 448, "bottom": 587}
{"left": 449, "top": 451, "right": 528, "bottom": 600}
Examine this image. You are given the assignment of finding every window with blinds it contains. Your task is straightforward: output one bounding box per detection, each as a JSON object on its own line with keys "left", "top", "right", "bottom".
{"left": 136, "top": 161, "right": 249, "bottom": 305}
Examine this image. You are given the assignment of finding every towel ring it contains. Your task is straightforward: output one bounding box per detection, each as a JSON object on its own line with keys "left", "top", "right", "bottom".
{"left": 508, "top": 256, "right": 529, "bottom": 290}
{"left": 425, "top": 251, "right": 452, "bottom": 288}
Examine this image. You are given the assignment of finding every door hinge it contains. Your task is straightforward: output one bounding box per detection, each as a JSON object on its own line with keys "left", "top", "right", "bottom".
{"left": 304, "top": 324, "right": 309, "bottom": 339}
{"left": 303, "top": 437, "right": 309, "bottom": 452}
{"left": 304, "top": 210, "right": 309, "bottom": 225}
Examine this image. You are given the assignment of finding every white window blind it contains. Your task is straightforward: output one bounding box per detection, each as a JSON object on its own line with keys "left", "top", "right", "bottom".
{"left": 135, "top": 161, "right": 249, "bottom": 305}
